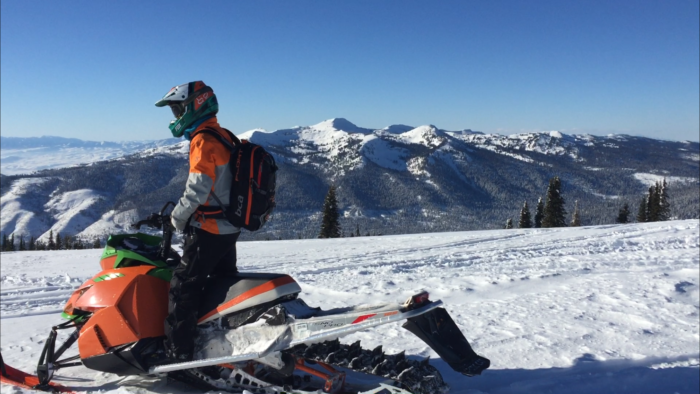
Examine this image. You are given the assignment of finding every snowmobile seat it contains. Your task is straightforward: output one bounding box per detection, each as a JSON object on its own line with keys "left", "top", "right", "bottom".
{"left": 198, "top": 273, "right": 302, "bottom": 324}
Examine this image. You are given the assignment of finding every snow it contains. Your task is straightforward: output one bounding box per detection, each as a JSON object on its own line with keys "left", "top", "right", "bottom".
{"left": 0, "top": 178, "right": 51, "bottom": 239}
{"left": 1, "top": 220, "right": 698, "bottom": 393}
{"left": 633, "top": 173, "right": 699, "bottom": 187}
{"left": 457, "top": 132, "right": 576, "bottom": 160}
{"left": 381, "top": 124, "right": 416, "bottom": 134}
{"left": 78, "top": 209, "right": 140, "bottom": 239}
{"left": 0, "top": 182, "right": 115, "bottom": 242}
{"left": 393, "top": 126, "right": 445, "bottom": 148}
{"left": 0, "top": 137, "right": 182, "bottom": 175}
{"left": 311, "top": 118, "right": 373, "bottom": 135}
{"left": 682, "top": 153, "right": 700, "bottom": 162}
{"left": 360, "top": 135, "right": 410, "bottom": 171}
{"left": 42, "top": 190, "right": 104, "bottom": 240}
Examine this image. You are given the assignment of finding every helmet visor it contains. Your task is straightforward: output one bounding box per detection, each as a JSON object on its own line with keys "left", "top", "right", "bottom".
{"left": 169, "top": 103, "right": 185, "bottom": 119}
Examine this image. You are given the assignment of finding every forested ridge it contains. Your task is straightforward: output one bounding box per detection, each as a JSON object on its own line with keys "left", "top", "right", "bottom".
{"left": 1, "top": 129, "right": 698, "bottom": 242}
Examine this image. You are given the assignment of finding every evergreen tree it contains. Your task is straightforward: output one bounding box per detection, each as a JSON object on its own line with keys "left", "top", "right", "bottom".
{"left": 63, "top": 234, "right": 71, "bottom": 250}
{"left": 636, "top": 196, "right": 647, "bottom": 223}
{"left": 647, "top": 184, "right": 660, "bottom": 222}
{"left": 48, "top": 230, "right": 56, "bottom": 250}
{"left": 19, "top": 235, "right": 26, "bottom": 251}
{"left": 570, "top": 200, "right": 581, "bottom": 227}
{"left": 8, "top": 234, "right": 16, "bottom": 252}
{"left": 518, "top": 201, "right": 532, "bottom": 228}
{"left": 318, "top": 185, "right": 341, "bottom": 238}
{"left": 355, "top": 224, "right": 360, "bottom": 237}
{"left": 541, "top": 177, "right": 567, "bottom": 228}
{"left": 534, "top": 197, "right": 544, "bottom": 228}
{"left": 504, "top": 218, "right": 513, "bottom": 229}
{"left": 1, "top": 233, "right": 7, "bottom": 252}
{"left": 616, "top": 203, "right": 630, "bottom": 224}
{"left": 92, "top": 237, "right": 102, "bottom": 249}
{"left": 29, "top": 236, "right": 36, "bottom": 251}
{"left": 658, "top": 178, "right": 671, "bottom": 221}
{"left": 55, "top": 232, "right": 63, "bottom": 250}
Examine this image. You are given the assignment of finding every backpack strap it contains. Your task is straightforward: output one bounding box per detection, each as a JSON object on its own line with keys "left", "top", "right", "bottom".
{"left": 192, "top": 127, "right": 242, "bottom": 220}
{"left": 196, "top": 127, "right": 241, "bottom": 150}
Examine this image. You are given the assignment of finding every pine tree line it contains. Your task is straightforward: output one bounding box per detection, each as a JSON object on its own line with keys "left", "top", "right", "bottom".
{"left": 636, "top": 179, "right": 671, "bottom": 223}
{"left": 1, "top": 231, "right": 103, "bottom": 252}
{"left": 511, "top": 176, "right": 570, "bottom": 229}
{"left": 508, "top": 176, "right": 673, "bottom": 230}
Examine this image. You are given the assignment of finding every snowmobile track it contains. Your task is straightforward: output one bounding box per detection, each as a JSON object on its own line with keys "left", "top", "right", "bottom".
{"left": 167, "top": 339, "right": 449, "bottom": 394}
{"left": 286, "top": 339, "right": 449, "bottom": 394}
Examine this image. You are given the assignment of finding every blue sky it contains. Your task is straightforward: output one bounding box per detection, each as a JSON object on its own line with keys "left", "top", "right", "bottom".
{"left": 1, "top": 0, "right": 698, "bottom": 142}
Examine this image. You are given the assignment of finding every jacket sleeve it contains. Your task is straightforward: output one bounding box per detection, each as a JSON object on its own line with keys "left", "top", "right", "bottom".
{"left": 171, "top": 134, "right": 218, "bottom": 226}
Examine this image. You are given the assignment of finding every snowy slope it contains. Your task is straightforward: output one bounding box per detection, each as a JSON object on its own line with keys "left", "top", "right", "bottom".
{"left": 2, "top": 119, "right": 698, "bottom": 241}
{"left": 1, "top": 220, "right": 698, "bottom": 394}
{"left": 0, "top": 136, "right": 182, "bottom": 175}
{"left": 0, "top": 178, "right": 54, "bottom": 239}
{"left": 4, "top": 121, "right": 698, "bottom": 177}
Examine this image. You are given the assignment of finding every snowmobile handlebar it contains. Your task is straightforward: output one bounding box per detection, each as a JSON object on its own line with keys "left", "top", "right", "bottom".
{"left": 131, "top": 202, "right": 177, "bottom": 230}
{"left": 131, "top": 202, "right": 177, "bottom": 262}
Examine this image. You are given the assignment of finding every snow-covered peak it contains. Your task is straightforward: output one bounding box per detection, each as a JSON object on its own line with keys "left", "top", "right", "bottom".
{"left": 395, "top": 125, "right": 445, "bottom": 148}
{"left": 458, "top": 131, "right": 578, "bottom": 158}
{"left": 311, "top": 118, "right": 371, "bottom": 134}
{"left": 381, "top": 124, "right": 415, "bottom": 134}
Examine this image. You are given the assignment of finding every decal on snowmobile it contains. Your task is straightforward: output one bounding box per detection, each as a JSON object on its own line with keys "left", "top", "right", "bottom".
{"left": 197, "top": 275, "right": 301, "bottom": 324}
{"left": 93, "top": 273, "right": 125, "bottom": 282}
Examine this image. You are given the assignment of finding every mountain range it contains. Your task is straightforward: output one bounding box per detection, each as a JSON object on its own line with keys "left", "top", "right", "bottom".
{"left": 1, "top": 118, "right": 698, "bottom": 242}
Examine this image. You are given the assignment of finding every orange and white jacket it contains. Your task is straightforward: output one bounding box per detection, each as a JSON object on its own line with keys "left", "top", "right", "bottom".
{"left": 171, "top": 117, "right": 240, "bottom": 235}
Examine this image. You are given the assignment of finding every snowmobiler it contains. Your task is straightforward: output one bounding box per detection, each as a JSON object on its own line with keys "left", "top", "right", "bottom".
{"left": 155, "top": 81, "right": 244, "bottom": 363}
{"left": 0, "top": 202, "right": 490, "bottom": 394}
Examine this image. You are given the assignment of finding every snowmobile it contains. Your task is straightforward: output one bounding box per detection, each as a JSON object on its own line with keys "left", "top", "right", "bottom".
{"left": 0, "top": 202, "right": 489, "bottom": 394}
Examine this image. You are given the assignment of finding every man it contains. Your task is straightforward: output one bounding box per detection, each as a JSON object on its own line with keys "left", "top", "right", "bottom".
{"left": 155, "top": 81, "right": 240, "bottom": 361}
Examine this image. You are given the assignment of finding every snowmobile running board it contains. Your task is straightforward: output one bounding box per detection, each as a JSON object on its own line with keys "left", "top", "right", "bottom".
{"left": 149, "top": 300, "right": 443, "bottom": 374}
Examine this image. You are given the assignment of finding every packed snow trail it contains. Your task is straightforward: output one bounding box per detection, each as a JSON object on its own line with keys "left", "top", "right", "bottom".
{"left": 1, "top": 220, "right": 698, "bottom": 393}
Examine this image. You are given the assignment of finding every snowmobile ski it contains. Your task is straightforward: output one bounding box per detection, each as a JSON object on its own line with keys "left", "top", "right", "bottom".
{"left": 0, "top": 353, "right": 75, "bottom": 393}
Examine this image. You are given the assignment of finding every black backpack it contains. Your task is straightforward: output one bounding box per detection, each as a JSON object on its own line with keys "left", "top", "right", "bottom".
{"left": 198, "top": 128, "right": 278, "bottom": 231}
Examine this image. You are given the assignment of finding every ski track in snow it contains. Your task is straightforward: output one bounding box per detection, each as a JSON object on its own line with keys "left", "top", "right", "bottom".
{"left": 1, "top": 220, "right": 698, "bottom": 394}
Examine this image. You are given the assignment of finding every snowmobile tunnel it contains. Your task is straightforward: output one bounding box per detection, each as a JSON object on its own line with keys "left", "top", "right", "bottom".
{"left": 197, "top": 273, "right": 301, "bottom": 324}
